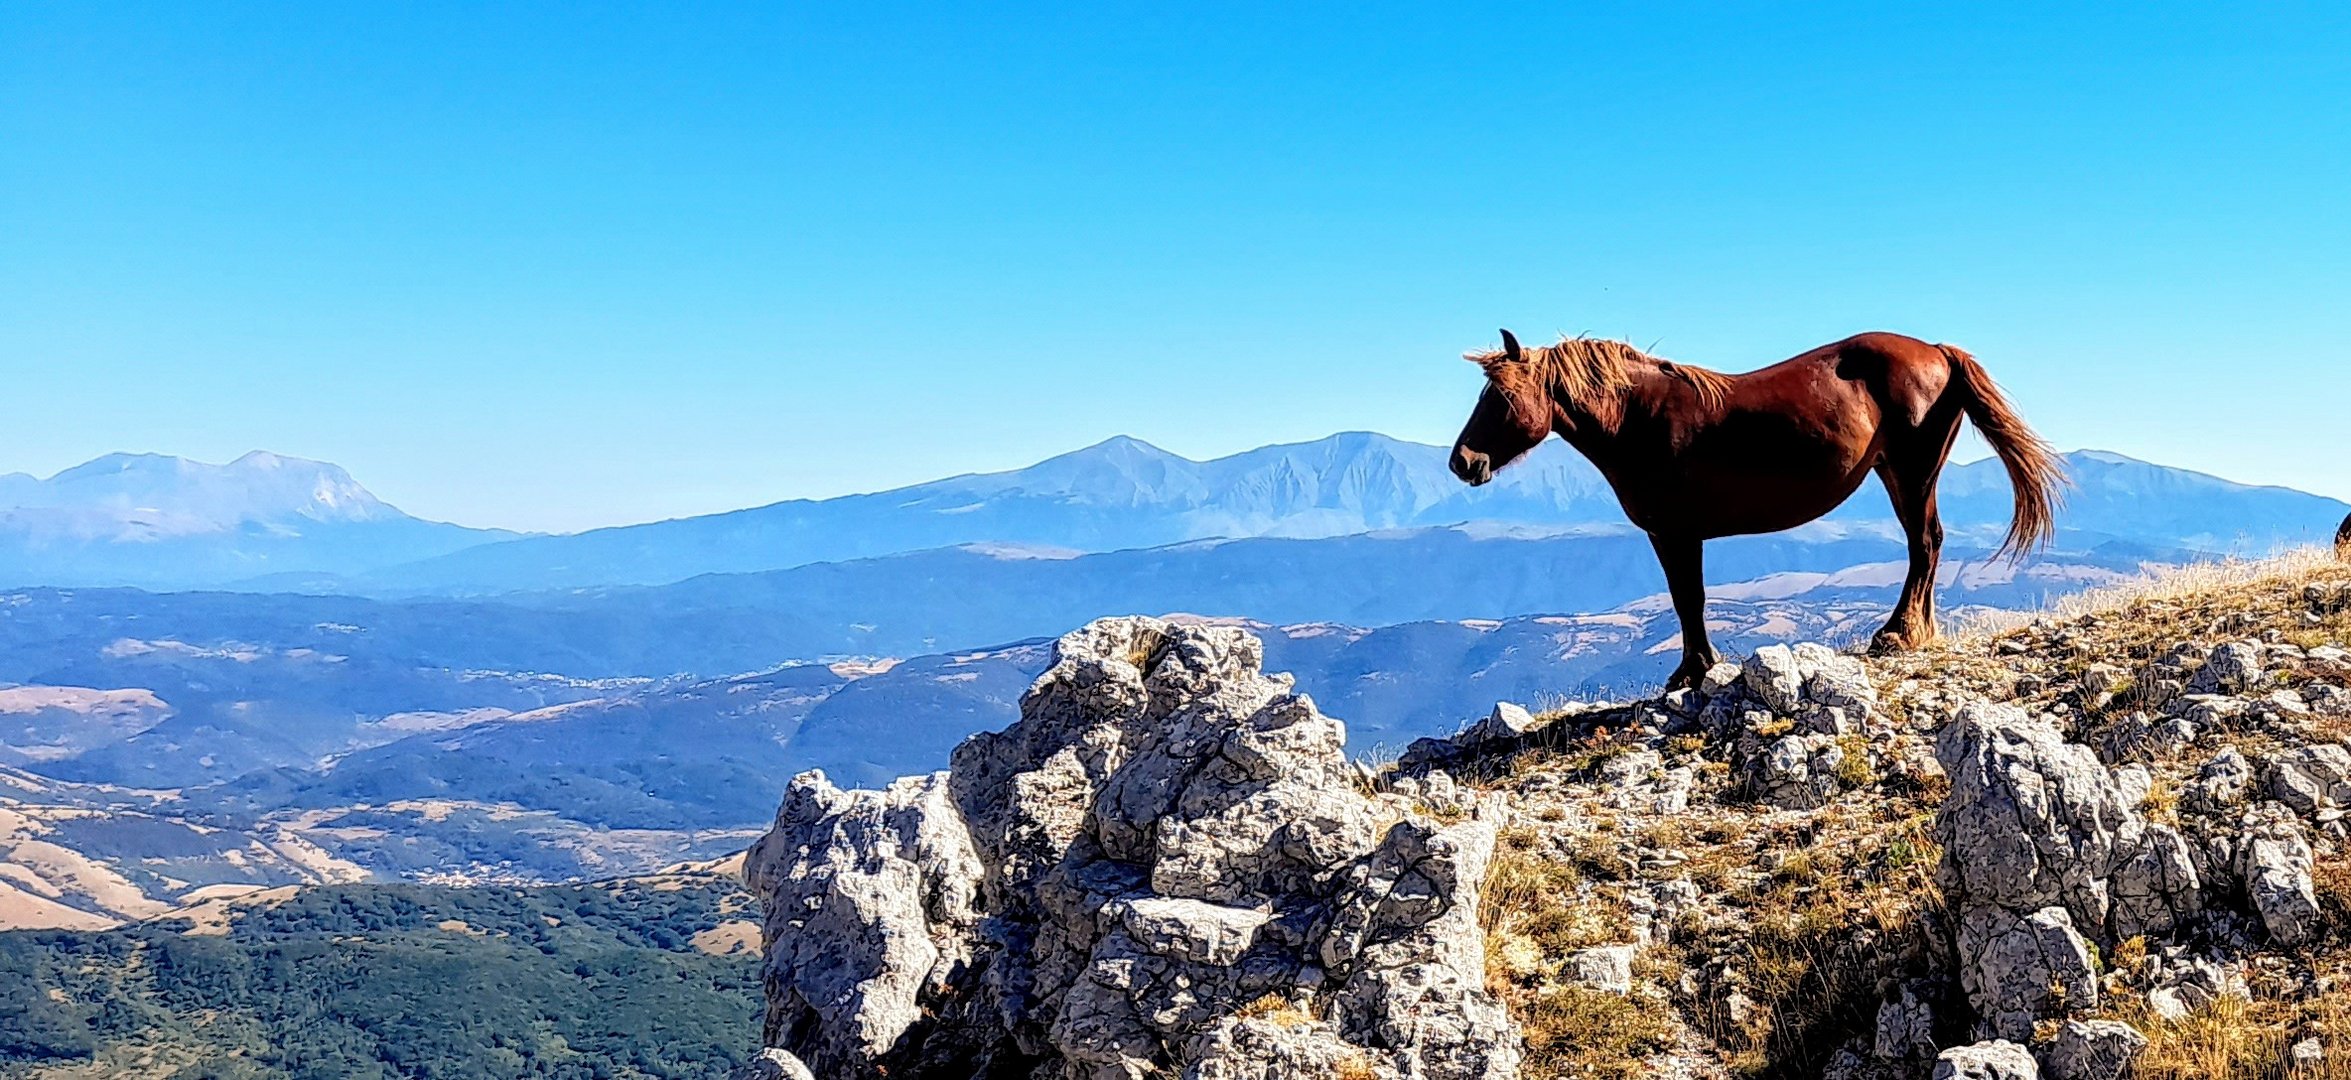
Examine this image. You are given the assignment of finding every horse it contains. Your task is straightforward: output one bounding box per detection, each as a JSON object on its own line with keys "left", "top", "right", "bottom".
{"left": 2337, "top": 511, "right": 2351, "bottom": 561}
{"left": 1448, "top": 329, "right": 2065, "bottom": 691}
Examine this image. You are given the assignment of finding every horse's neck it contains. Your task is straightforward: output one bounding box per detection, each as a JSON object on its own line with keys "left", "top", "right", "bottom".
{"left": 1553, "top": 368, "right": 1677, "bottom": 468}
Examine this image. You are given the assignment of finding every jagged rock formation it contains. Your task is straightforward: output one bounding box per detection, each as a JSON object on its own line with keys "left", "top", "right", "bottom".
{"left": 736, "top": 558, "right": 2351, "bottom": 1079}
{"left": 1934, "top": 701, "right": 2202, "bottom": 1039}
{"left": 739, "top": 617, "right": 1517, "bottom": 1080}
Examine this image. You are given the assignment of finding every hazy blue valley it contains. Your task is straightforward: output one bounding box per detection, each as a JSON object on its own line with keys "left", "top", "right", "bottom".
{"left": 2, "top": 433, "right": 2344, "bottom": 927}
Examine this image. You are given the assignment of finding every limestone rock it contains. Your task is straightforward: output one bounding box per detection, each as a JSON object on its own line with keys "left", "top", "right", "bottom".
{"left": 1185, "top": 1015, "right": 1387, "bottom": 1080}
{"left": 1468, "top": 701, "right": 1542, "bottom": 744}
{"left": 741, "top": 770, "right": 983, "bottom": 1074}
{"left": 2191, "top": 641, "right": 2265, "bottom": 695}
{"left": 1871, "top": 981, "right": 1939, "bottom": 1061}
{"left": 1562, "top": 945, "right": 1635, "bottom": 995}
{"left": 740, "top": 617, "right": 1519, "bottom": 1080}
{"left": 1954, "top": 906, "right": 2098, "bottom": 1042}
{"left": 2186, "top": 746, "right": 2254, "bottom": 813}
{"left": 1744, "top": 645, "right": 1805, "bottom": 714}
{"left": 731, "top": 1049, "right": 818, "bottom": 1080}
{"left": 2235, "top": 807, "right": 2324, "bottom": 947}
{"left": 1935, "top": 703, "right": 2200, "bottom": 1038}
{"left": 1742, "top": 732, "right": 1845, "bottom": 810}
{"left": 2266, "top": 743, "right": 2351, "bottom": 815}
{"left": 2044, "top": 1019, "right": 2147, "bottom": 1080}
{"left": 1933, "top": 1040, "right": 2041, "bottom": 1080}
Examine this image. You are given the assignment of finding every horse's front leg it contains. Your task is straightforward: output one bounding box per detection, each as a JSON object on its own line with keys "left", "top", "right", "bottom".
{"left": 1649, "top": 532, "right": 1719, "bottom": 691}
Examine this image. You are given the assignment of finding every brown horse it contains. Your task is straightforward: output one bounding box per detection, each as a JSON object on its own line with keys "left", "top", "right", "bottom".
{"left": 1449, "top": 330, "right": 2065, "bottom": 690}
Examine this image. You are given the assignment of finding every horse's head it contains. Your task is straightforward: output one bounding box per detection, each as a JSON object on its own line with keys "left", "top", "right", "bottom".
{"left": 1450, "top": 329, "right": 1553, "bottom": 486}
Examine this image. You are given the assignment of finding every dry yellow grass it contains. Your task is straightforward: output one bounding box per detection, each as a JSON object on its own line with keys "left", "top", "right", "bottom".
{"left": 1955, "top": 546, "right": 2341, "bottom": 639}
{"left": 1232, "top": 993, "right": 1314, "bottom": 1029}
{"left": 2104, "top": 992, "right": 2296, "bottom": 1080}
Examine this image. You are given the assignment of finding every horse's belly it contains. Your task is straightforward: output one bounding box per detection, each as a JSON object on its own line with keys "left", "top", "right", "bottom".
{"left": 1638, "top": 460, "right": 1878, "bottom": 539}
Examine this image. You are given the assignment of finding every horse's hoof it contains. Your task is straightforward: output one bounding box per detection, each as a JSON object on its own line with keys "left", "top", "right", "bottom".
{"left": 1869, "top": 630, "right": 1933, "bottom": 656}
{"left": 1664, "top": 659, "right": 1715, "bottom": 693}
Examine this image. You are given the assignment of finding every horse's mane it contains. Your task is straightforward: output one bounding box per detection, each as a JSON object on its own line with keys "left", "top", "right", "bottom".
{"left": 1466, "top": 336, "right": 1734, "bottom": 412}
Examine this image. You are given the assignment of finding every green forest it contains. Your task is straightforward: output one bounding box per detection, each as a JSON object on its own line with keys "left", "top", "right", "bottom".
{"left": 0, "top": 878, "right": 762, "bottom": 1080}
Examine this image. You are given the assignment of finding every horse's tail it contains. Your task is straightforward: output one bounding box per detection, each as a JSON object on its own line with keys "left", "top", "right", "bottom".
{"left": 1941, "top": 344, "right": 2065, "bottom": 561}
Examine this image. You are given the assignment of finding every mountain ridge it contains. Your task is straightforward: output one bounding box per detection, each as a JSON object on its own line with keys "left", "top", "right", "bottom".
{"left": 5, "top": 438, "right": 2343, "bottom": 595}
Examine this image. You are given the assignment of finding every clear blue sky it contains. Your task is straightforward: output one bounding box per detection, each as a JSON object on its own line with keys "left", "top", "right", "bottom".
{"left": 5, "top": 3, "right": 2347, "bottom": 532}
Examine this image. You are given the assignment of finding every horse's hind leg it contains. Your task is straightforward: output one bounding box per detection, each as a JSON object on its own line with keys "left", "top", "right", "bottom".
{"left": 1870, "top": 423, "right": 1961, "bottom": 654}
{"left": 1650, "top": 532, "right": 1719, "bottom": 690}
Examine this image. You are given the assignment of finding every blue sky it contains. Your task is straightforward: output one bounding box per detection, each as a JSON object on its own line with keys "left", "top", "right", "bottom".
{"left": 4, "top": 3, "right": 2347, "bottom": 532}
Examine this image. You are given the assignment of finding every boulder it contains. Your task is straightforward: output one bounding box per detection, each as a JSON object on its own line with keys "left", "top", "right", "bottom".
{"left": 1562, "top": 945, "right": 1635, "bottom": 995}
{"left": 1185, "top": 1015, "right": 1379, "bottom": 1080}
{"left": 1466, "top": 701, "right": 1542, "bottom": 744}
{"left": 1871, "top": 981, "right": 1939, "bottom": 1061}
{"left": 2266, "top": 744, "right": 2351, "bottom": 815}
{"left": 2185, "top": 746, "right": 2253, "bottom": 813}
{"left": 1937, "top": 703, "right": 2203, "bottom": 943}
{"left": 1953, "top": 906, "right": 2098, "bottom": 1042}
{"left": 2235, "top": 807, "right": 2324, "bottom": 947}
{"left": 1934, "top": 1040, "right": 2041, "bottom": 1080}
{"left": 1744, "top": 645, "right": 1806, "bottom": 714}
{"left": 2190, "top": 641, "right": 2264, "bottom": 695}
{"left": 731, "top": 1049, "right": 818, "bottom": 1080}
{"left": 2044, "top": 1019, "right": 2147, "bottom": 1080}
{"left": 1743, "top": 732, "right": 1846, "bottom": 810}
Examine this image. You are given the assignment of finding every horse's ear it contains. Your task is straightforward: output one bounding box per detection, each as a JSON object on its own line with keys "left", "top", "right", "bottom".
{"left": 1499, "top": 329, "right": 1522, "bottom": 363}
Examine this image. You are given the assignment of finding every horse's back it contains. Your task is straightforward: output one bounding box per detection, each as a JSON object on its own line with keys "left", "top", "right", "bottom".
{"left": 1635, "top": 332, "right": 1958, "bottom": 536}
{"left": 1726, "top": 332, "right": 1953, "bottom": 425}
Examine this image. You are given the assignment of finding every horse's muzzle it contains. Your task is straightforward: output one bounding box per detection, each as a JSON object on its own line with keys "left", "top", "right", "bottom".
{"left": 1451, "top": 447, "right": 1493, "bottom": 487}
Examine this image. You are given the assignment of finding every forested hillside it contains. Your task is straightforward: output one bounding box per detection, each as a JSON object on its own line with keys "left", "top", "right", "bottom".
{"left": 0, "top": 873, "right": 760, "bottom": 1079}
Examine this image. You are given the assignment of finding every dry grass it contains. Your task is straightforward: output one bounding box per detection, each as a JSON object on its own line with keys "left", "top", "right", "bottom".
{"left": 1515, "top": 986, "right": 1677, "bottom": 1080}
{"left": 1478, "top": 830, "right": 1669, "bottom": 1079}
{"left": 1954, "top": 547, "right": 2341, "bottom": 639}
{"left": 1677, "top": 813, "right": 1944, "bottom": 1078}
{"left": 1881, "top": 548, "right": 2351, "bottom": 728}
{"left": 1232, "top": 993, "right": 1313, "bottom": 1029}
{"left": 1832, "top": 735, "right": 1878, "bottom": 789}
{"left": 1481, "top": 833, "right": 1628, "bottom": 989}
{"left": 2104, "top": 992, "right": 2297, "bottom": 1080}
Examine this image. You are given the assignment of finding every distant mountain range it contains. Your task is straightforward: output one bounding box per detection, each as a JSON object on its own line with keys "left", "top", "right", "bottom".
{"left": 0, "top": 451, "right": 512, "bottom": 589}
{"left": 5, "top": 436, "right": 2340, "bottom": 594}
{"left": 0, "top": 432, "right": 2345, "bottom": 912}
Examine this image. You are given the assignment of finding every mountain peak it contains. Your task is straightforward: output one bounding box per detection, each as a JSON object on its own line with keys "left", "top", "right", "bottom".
{"left": 6, "top": 450, "right": 394, "bottom": 529}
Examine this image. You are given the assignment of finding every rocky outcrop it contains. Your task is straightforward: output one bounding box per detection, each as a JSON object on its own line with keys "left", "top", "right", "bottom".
{"left": 1933, "top": 1040, "right": 2040, "bottom": 1079}
{"left": 739, "top": 617, "right": 1518, "bottom": 1080}
{"left": 1935, "top": 702, "right": 2202, "bottom": 1040}
{"left": 1721, "top": 644, "right": 1879, "bottom": 809}
{"left": 2043, "top": 1019, "right": 2147, "bottom": 1080}
{"left": 742, "top": 770, "right": 986, "bottom": 1075}
{"left": 2230, "top": 804, "right": 2324, "bottom": 947}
